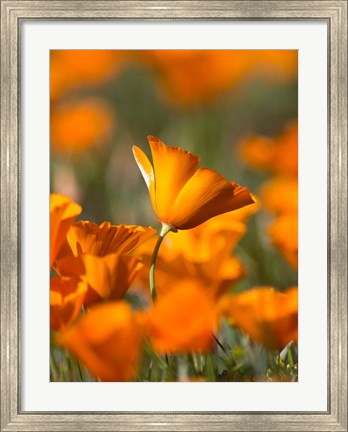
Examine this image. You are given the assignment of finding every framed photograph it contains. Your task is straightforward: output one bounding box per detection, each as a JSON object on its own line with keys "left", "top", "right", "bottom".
{"left": 1, "top": 1, "right": 347, "bottom": 431}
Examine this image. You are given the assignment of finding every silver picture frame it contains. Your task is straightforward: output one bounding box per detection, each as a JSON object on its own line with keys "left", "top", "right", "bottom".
{"left": 1, "top": 1, "right": 347, "bottom": 430}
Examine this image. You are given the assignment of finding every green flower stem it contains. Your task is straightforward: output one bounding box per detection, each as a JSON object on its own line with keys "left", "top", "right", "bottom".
{"left": 149, "top": 223, "right": 173, "bottom": 302}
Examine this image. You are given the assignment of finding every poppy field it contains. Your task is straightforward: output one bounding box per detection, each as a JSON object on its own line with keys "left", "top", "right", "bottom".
{"left": 50, "top": 50, "right": 298, "bottom": 382}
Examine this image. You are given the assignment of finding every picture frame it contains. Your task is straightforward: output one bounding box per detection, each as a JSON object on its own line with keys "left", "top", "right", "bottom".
{"left": 1, "top": 1, "right": 347, "bottom": 431}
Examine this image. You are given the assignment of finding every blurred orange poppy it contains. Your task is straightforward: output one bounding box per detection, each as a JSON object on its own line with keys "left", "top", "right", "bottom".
{"left": 50, "top": 99, "right": 114, "bottom": 153}
{"left": 144, "top": 280, "right": 218, "bottom": 354}
{"left": 133, "top": 136, "right": 254, "bottom": 230}
{"left": 133, "top": 209, "right": 252, "bottom": 298}
{"left": 50, "top": 193, "right": 82, "bottom": 268}
{"left": 136, "top": 248, "right": 244, "bottom": 300}
{"left": 260, "top": 176, "right": 298, "bottom": 215}
{"left": 268, "top": 213, "right": 298, "bottom": 269}
{"left": 133, "top": 50, "right": 297, "bottom": 106}
{"left": 239, "top": 122, "right": 298, "bottom": 176}
{"left": 219, "top": 286, "right": 298, "bottom": 350}
{"left": 50, "top": 50, "right": 126, "bottom": 101}
{"left": 57, "top": 302, "right": 143, "bottom": 381}
{"left": 50, "top": 276, "right": 87, "bottom": 331}
{"left": 164, "top": 203, "right": 258, "bottom": 262}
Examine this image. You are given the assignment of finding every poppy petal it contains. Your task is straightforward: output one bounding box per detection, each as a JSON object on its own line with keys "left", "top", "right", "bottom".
{"left": 50, "top": 194, "right": 82, "bottom": 267}
{"left": 146, "top": 280, "right": 217, "bottom": 354}
{"left": 50, "top": 276, "right": 87, "bottom": 331}
{"left": 171, "top": 167, "right": 254, "bottom": 229}
{"left": 219, "top": 287, "right": 298, "bottom": 350}
{"left": 148, "top": 136, "right": 200, "bottom": 221}
{"left": 81, "top": 253, "right": 143, "bottom": 304}
{"left": 132, "top": 145, "right": 157, "bottom": 211}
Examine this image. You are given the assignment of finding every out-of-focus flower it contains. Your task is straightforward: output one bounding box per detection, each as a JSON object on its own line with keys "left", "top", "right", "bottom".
{"left": 268, "top": 213, "right": 298, "bottom": 269}
{"left": 133, "top": 136, "right": 254, "bottom": 230}
{"left": 50, "top": 276, "right": 87, "bottom": 331}
{"left": 260, "top": 177, "right": 298, "bottom": 215}
{"left": 239, "top": 122, "right": 298, "bottom": 267}
{"left": 238, "top": 136, "right": 277, "bottom": 172}
{"left": 143, "top": 280, "right": 218, "bottom": 354}
{"left": 165, "top": 225, "right": 244, "bottom": 263}
{"left": 50, "top": 193, "right": 82, "bottom": 268}
{"left": 219, "top": 286, "right": 298, "bottom": 350}
{"left": 239, "top": 122, "right": 298, "bottom": 176}
{"left": 55, "top": 221, "right": 156, "bottom": 305}
{"left": 50, "top": 99, "right": 114, "bottom": 153}
{"left": 134, "top": 204, "right": 259, "bottom": 298}
{"left": 137, "top": 247, "right": 244, "bottom": 300}
{"left": 164, "top": 201, "right": 258, "bottom": 262}
{"left": 50, "top": 50, "right": 126, "bottom": 101}
{"left": 57, "top": 302, "right": 143, "bottom": 381}
{"left": 133, "top": 50, "right": 297, "bottom": 106}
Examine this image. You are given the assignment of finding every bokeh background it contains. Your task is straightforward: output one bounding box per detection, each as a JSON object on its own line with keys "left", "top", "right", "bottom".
{"left": 50, "top": 50, "right": 298, "bottom": 294}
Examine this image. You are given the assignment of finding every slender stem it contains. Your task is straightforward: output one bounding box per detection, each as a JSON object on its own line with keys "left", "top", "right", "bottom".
{"left": 149, "top": 223, "right": 173, "bottom": 302}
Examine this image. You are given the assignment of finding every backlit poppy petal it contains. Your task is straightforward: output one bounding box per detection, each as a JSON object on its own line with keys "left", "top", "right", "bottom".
{"left": 81, "top": 254, "right": 143, "bottom": 304}
{"left": 148, "top": 136, "right": 200, "bottom": 221}
{"left": 132, "top": 145, "right": 157, "bottom": 211}
{"left": 55, "top": 253, "right": 143, "bottom": 305}
{"left": 171, "top": 167, "right": 254, "bottom": 229}
{"left": 57, "top": 221, "right": 156, "bottom": 260}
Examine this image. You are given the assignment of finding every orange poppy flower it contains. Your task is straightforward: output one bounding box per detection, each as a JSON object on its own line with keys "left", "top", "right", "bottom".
{"left": 133, "top": 136, "right": 254, "bottom": 230}
{"left": 137, "top": 251, "right": 244, "bottom": 300}
{"left": 132, "top": 204, "right": 258, "bottom": 299}
{"left": 260, "top": 176, "right": 298, "bottom": 215}
{"left": 50, "top": 98, "right": 114, "bottom": 153}
{"left": 56, "top": 302, "right": 143, "bottom": 381}
{"left": 55, "top": 221, "right": 155, "bottom": 305}
{"left": 239, "top": 122, "right": 298, "bottom": 176}
{"left": 57, "top": 221, "right": 156, "bottom": 259}
{"left": 133, "top": 50, "right": 297, "bottom": 106}
{"left": 50, "top": 193, "right": 82, "bottom": 268}
{"left": 164, "top": 207, "right": 254, "bottom": 263}
{"left": 134, "top": 217, "right": 246, "bottom": 299}
{"left": 50, "top": 50, "right": 126, "bottom": 101}
{"left": 144, "top": 280, "right": 218, "bottom": 354}
{"left": 219, "top": 286, "right": 298, "bottom": 350}
{"left": 56, "top": 253, "right": 143, "bottom": 305}
{"left": 239, "top": 136, "right": 277, "bottom": 173}
{"left": 50, "top": 276, "right": 87, "bottom": 331}
{"left": 268, "top": 213, "right": 298, "bottom": 269}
